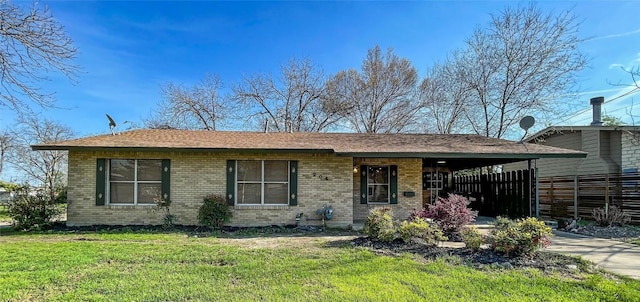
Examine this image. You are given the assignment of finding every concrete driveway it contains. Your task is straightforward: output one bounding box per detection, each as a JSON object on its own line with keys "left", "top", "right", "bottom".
{"left": 547, "top": 231, "right": 640, "bottom": 279}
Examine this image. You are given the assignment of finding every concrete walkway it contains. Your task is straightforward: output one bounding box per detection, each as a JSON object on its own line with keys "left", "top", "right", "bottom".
{"left": 546, "top": 231, "right": 640, "bottom": 279}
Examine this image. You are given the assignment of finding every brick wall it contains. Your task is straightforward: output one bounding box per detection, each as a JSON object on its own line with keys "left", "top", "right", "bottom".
{"left": 352, "top": 158, "right": 423, "bottom": 222}
{"left": 67, "top": 150, "right": 353, "bottom": 228}
{"left": 622, "top": 131, "right": 640, "bottom": 170}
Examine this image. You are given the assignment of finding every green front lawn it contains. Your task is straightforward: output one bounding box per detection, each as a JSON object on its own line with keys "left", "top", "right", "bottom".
{"left": 1, "top": 231, "right": 639, "bottom": 301}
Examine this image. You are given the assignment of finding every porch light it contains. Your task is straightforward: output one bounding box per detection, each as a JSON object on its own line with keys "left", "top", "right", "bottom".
{"left": 437, "top": 160, "right": 446, "bottom": 165}
{"left": 353, "top": 166, "right": 358, "bottom": 173}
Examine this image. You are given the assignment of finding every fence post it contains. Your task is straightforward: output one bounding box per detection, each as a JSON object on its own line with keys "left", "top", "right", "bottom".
{"left": 550, "top": 176, "right": 555, "bottom": 204}
{"left": 573, "top": 175, "right": 578, "bottom": 220}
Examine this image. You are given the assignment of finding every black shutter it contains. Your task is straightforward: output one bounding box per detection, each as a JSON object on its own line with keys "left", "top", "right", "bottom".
{"left": 289, "top": 161, "right": 298, "bottom": 206}
{"left": 161, "top": 159, "right": 171, "bottom": 201}
{"left": 226, "top": 160, "right": 236, "bottom": 206}
{"left": 96, "top": 158, "right": 106, "bottom": 206}
{"left": 360, "top": 165, "right": 368, "bottom": 204}
{"left": 390, "top": 165, "right": 398, "bottom": 204}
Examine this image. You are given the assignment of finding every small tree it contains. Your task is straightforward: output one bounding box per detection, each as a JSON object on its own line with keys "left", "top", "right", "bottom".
{"left": 7, "top": 116, "right": 73, "bottom": 203}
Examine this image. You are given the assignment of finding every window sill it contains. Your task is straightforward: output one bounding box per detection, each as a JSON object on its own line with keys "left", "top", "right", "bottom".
{"left": 367, "top": 202, "right": 391, "bottom": 205}
{"left": 106, "top": 204, "right": 155, "bottom": 209}
{"left": 234, "top": 205, "right": 289, "bottom": 210}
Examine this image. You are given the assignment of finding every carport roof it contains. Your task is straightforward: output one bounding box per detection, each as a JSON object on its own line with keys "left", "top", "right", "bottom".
{"left": 32, "top": 129, "right": 586, "bottom": 162}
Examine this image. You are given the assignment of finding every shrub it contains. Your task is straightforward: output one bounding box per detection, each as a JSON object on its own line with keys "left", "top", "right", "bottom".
{"left": 154, "top": 197, "right": 177, "bottom": 229}
{"left": 461, "top": 226, "right": 483, "bottom": 251}
{"left": 8, "top": 190, "right": 62, "bottom": 230}
{"left": 399, "top": 217, "right": 446, "bottom": 246}
{"left": 407, "top": 208, "right": 429, "bottom": 222}
{"left": 489, "top": 217, "right": 552, "bottom": 256}
{"left": 418, "top": 194, "right": 478, "bottom": 234}
{"left": 363, "top": 207, "right": 396, "bottom": 242}
{"left": 54, "top": 187, "right": 68, "bottom": 204}
{"left": 198, "top": 194, "right": 232, "bottom": 229}
{"left": 492, "top": 215, "right": 515, "bottom": 230}
{"left": 592, "top": 206, "right": 631, "bottom": 227}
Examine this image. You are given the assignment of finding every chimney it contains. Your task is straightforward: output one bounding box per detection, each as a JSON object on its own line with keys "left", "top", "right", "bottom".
{"left": 590, "top": 96, "right": 604, "bottom": 126}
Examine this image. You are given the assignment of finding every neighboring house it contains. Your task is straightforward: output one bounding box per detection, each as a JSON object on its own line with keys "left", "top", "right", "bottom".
{"left": 32, "top": 130, "right": 584, "bottom": 227}
{"left": 505, "top": 97, "right": 640, "bottom": 176}
{"left": 0, "top": 187, "right": 11, "bottom": 204}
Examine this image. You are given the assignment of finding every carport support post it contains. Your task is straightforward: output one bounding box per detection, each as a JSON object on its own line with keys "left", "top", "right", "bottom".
{"left": 535, "top": 160, "right": 540, "bottom": 218}
{"left": 528, "top": 159, "right": 532, "bottom": 217}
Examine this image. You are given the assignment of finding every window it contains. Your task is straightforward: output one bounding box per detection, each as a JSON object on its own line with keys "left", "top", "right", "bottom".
{"left": 108, "top": 159, "right": 162, "bottom": 205}
{"left": 367, "top": 166, "right": 390, "bottom": 203}
{"left": 236, "top": 160, "right": 289, "bottom": 205}
{"left": 423, "top": 172, "right": 448, "bottom": 190}
{"left": 359, "top": 165, "right": 398, "bottom": 204}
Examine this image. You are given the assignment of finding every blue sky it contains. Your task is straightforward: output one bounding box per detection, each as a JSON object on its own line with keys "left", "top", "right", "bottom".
{"left": 1, "top": 0, "right": 639, "bottom": 137}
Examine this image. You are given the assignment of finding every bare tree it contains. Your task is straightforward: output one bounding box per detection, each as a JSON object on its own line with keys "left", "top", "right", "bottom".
{"left": 0, "top": 1, "right": 78, "bottom": 112}
{"left": 625, "top": 66, "right": 640, "bottom": 89}
{"left": 7, "top": 116, "right": 73, "bottom": 202}
{"left": 0, "top": 131, "right": 11, "bottom": 177}
{"left": 232, "top": 58, "right": 341, "bottom": 132}
{"left": 419, "top": 57, "right": 471, "bottom": 134}
{"left": 326, "top": 46, "right": 420, "bottom": 133}
{"left": 434, "top": 4, "right": 587, "bottom": 138}
{"left": 145, "top": 74, "right": 226, "bottom": 130}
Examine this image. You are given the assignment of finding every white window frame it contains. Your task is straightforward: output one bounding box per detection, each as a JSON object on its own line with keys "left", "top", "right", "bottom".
{"left": 235, "top": 160, "right": 290, "bottom": 205}
{"left": 426, "top": 172, "right": 444, "bottom": 190}
{"left": 107, "top": 159, "right": 162, "bottom": 205}
{"left": 367, "top": 165, "right": 390, "bottom": 204}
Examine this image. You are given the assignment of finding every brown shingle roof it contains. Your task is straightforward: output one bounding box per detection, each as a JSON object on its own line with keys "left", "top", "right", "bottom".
{"left": 32, "top": 129, "right": 586, "bottom": 159}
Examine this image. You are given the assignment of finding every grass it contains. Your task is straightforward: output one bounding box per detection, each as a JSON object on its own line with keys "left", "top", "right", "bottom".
{"left": 1, "top": 231, "right": 640, "bottom": 301}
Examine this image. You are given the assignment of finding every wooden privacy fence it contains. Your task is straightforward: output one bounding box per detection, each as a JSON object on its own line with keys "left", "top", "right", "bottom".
{"left": 539, "top": 172, "right": 640, "bottom": 224}
{"left": 453, "top": 169, "right": 533, "bottom": 218}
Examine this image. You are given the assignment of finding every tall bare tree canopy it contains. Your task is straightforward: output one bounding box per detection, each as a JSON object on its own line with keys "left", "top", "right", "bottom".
{"left": 420, "top": 5, "right": 587, "bottom": 138}
{"left": 232, "top": 58, "right": 340, "bottom": 132}
{"left": 145, "top": 74, "right": 226, "bottom": 130}
{"left": 424, "top": 4, "right": 587, "bottom": 138}
{"left": 327, "top": 46, "right": 420, "bottom": 133}
{"left": 7, "top": 116, "right": 74, "bottom": 201}
{"left": 419, "top": 58, "right": 470, "bottom": 134}
{"left": 0, "top": 1, "right": 78, "bottom": 112}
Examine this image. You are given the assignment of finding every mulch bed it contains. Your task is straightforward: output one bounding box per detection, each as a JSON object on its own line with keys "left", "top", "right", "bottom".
{"left": 351, "top": 237, "right": 600, "bottom": 277}
{"left": 571, "top": 225, "right": 640, "bottom": 242}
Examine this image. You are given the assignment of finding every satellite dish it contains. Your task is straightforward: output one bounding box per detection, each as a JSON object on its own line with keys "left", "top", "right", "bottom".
{"left": 518, "top": 116, "right": 535, "bottom": 143}
{"left": 106, "top": 114, "right": 117, "bottom": 135}
{"left": 519, "top": 116, "right": 535, "bottom": 131}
